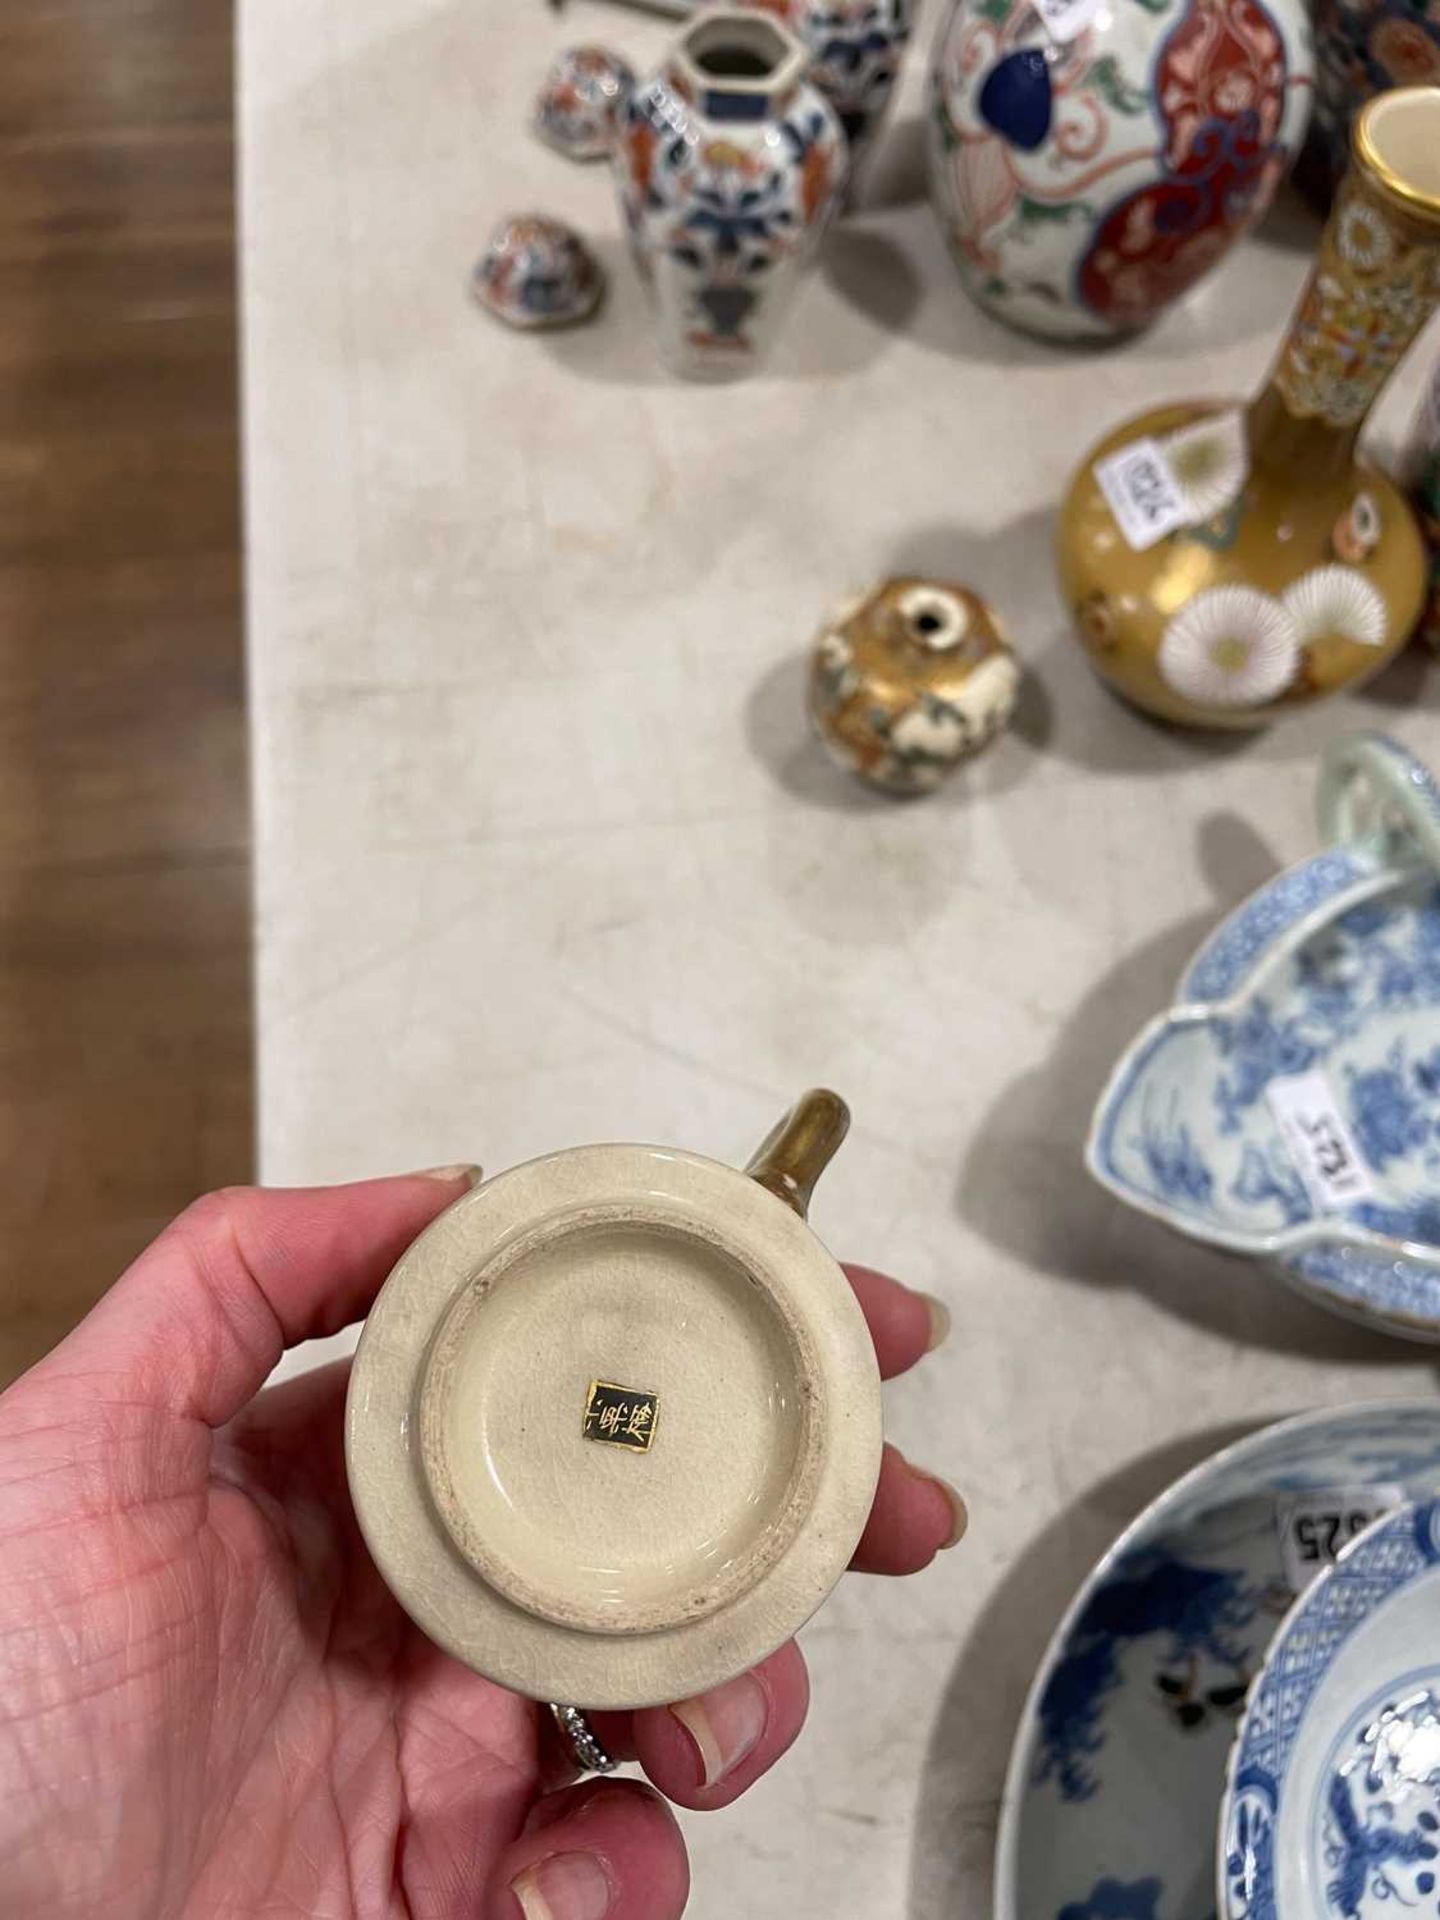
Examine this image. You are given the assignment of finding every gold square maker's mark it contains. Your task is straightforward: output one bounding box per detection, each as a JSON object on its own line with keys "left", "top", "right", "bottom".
{"left": 583, "top": 1380, "right": 659, "bottom": 1452}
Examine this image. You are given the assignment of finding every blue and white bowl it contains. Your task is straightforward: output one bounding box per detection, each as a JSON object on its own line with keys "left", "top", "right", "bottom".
{"left": 1087, "top": 733, "right": 1440, "bottom": 1342}
{"left": 996, "top": 1403, "right": 1440, "bottom": 1920}
{"left": 1220, "top": 1497, "right": 1440, "bottom": 1920}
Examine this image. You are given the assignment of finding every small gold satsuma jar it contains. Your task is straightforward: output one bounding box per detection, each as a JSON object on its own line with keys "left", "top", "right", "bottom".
{"left": 808, "top": 576, "right": 1020, "bottom": 793}
{"left": 1057, "top": 86, "right": 1440, "bottom": 731}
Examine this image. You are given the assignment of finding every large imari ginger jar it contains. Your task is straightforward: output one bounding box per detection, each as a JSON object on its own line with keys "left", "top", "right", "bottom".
{"left": 927, "top": 0, "right": 1315, "bottom": 341}
{"left": 1057, "top": 86, "right": 1440, "bottom": 730}
{"left": 614, "top": 9, "right": 846, "bottom": 378}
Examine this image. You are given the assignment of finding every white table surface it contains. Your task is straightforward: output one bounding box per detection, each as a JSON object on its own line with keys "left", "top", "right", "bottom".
{"left": 238, "top": 3, "right": 1440, "bottom": 1911}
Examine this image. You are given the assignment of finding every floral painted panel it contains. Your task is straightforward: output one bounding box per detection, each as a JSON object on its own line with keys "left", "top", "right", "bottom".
{"left": 1275, "top": 170, "right": 1440, "bottom": 429}
{"left": 927, "top": 0, "right": 1313, "bottom": 339}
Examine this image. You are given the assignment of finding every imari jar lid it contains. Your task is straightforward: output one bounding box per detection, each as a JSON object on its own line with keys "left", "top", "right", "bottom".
{"left": 345, "top": 1094, "right": 883, "bottom": 1709}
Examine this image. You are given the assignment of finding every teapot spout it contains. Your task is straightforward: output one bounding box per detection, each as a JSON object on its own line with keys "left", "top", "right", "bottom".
{"left": 746, "top": 1090, "right": 850, "bottom": 1220}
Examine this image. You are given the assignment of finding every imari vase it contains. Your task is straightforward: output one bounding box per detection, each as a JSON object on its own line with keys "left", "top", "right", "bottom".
{"left": 614, "top": 9, "right": 846, "bottom": 378}
{"left": 700, "top": 0, "right": 915, "bottom": 178}
{"left": 926, "top": 0, "right": 1314, "bottom": 340}
{"left": 1057, "top": 85, "right": 1440, "bottom": 730}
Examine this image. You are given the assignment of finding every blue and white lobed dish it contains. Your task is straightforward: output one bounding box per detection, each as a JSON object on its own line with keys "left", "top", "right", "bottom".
{"left": 995, "top": 1402, "right": 1440, "bottom": 1920}
{"left": 1088, "top": 733, "right": 1440, "bottom": 1342}
{"left": 1220, "top": 1498, "right": 1440, "bottom": 1920}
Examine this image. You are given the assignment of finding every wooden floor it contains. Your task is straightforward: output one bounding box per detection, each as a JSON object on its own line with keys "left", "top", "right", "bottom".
{"left": 0, "top": 0, "right": 251, "bottom": 1385}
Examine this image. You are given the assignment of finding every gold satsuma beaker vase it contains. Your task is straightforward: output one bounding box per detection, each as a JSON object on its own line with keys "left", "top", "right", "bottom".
{"left": 1057, "top": 84, "right": 1440, "bottom": 730}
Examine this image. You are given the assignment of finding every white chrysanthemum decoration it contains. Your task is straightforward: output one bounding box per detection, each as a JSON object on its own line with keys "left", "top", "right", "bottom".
{"left": 898, "top": 584, "right": 971, "bottom": 651}
{"left": 1337, "top": 196, "right": 1394, "bottom": 272}
{"left": 1282, "top": 564, "right": 1388, "bottom": 649}
{"left": 1158, "top": 585, "right": 1301, "bottom": 709}
{"left": 1160, "top": 412, "right": 1250, "bottom": 523}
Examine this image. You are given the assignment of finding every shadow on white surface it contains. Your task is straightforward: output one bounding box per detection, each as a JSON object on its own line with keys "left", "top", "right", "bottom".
{"left": 855, "top": 112, "right": 928, "bottom": 216}
{"left": 1250, "top": 179, "right": 1327, "bottom": 258}
{"left": 882, "top": 510, "right": 1268, "bottom": 781}
{"left": 820, "top": 226, "right": 928, "bottom": 343}
{"left": 743, "top": 651, "right": 897, "bottom": 814}
{"left": 540, "top": 227, "right": 909, "bottom": 385}
{"left": 742, "top": 640, "right": 1053, "bottom": 820}
{"left": 823, "top": 183, "right": 1318, "bottom": 373}
{"left": 735, "top": 498, "right": 1402, "bottom": 817}
{"left": 905, "top": 1418, "right": 1264, "bottom": 1920}
{"left": 1351, "top": 642, "right": 1440, "bottom": 716}
{"left": 885, "top": 506, "right": 1440, "bottom": 779}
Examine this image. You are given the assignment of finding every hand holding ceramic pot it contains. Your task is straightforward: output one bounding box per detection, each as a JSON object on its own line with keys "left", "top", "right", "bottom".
{"left": 0, "top": 1162, "right": 961, "bottom": 1920}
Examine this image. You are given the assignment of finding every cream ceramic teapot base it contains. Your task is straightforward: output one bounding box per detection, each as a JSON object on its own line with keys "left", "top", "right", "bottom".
{"left": 345, "top": 1093, "right": 883, "bottom": 1710}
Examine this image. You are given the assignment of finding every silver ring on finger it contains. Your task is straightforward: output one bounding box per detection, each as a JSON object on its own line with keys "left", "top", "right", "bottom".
{"left": 549, "top": 1702, "right": 618, "bottom": 1775}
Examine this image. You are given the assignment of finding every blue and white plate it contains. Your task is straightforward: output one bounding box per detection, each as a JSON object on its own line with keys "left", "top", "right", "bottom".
{"left": 1220, "top": 1498, "right": 1440, "bottom": 1920}
{"left": 996, "top": 1403, "right": 1440, "bottom": 1920}
{"left": 1088, "top": 733, "right": 1440, "bottom": 1342}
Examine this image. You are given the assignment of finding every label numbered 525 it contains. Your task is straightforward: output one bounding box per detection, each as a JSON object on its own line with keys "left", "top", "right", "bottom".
{"left": 1274, "top": 1485, "right": 1404, "bottom": 1593}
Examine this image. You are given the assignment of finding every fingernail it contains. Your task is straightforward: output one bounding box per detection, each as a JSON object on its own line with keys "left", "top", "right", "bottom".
{"left": 511, "top": 1851, "right": 613, "bottom": 1920}
{"left": 926, "top": 1473, "right": 968, "bottom": 1549}
{"left": 670, "top": 1671, "right": 768, "bottom": 1786}
{"left": 414, "top": 1163, "right": 483, "bottom": 1188}
{"left": 922, "top": 1293, "right": 951, "bottom": 1352}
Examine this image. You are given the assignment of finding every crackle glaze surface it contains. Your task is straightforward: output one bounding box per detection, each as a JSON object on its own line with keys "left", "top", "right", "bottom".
{"left": 346, "top": 1143, "right": 883, "bottom": 1709}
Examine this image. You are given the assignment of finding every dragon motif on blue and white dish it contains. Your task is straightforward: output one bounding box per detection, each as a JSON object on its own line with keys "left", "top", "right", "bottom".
{"left": 1224, "top": 1505, "right": 1440, "bottom": 1920}
{"left": 1319, "top": 1682, "right": 1440, "bottom": 1919}
{"left": 1034, "top": 1548, "right": 1268, "bottom": 1802}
